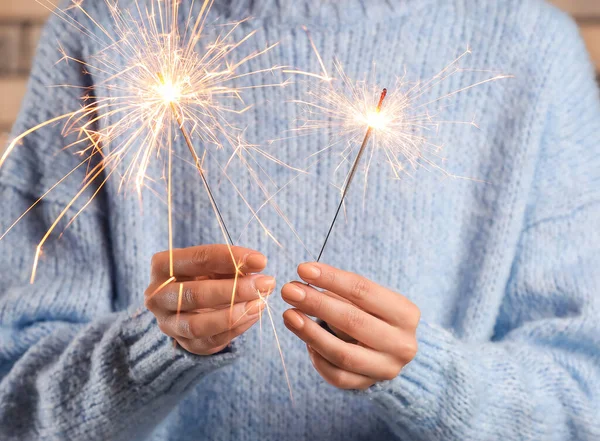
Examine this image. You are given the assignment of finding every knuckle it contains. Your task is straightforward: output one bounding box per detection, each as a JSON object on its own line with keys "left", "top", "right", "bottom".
{"left": 381, "top": 365, "right": 400, "bottom": 381}
{"left": 177, "top": 317, "right": 192, "bottom": 338}
{"left": 184, "top": 339, "right": 206, "bottom": 355}
{"left": 182, "top": 285, "right": 197, "bottom": 308}
{"left": 229, "top": 308, "right": 244, "bottom": 325}
{"left": 323, "top": 269, "right": 336, "bottom": 284}
{"left": 211, "top": 331, "right": 232, "bottom": 348}
{"left": 203, "top": 344, "right": 228, "bottom": 355}
{"left": 143, "top": 292, "right": 156, "bottom": 310}
{"left": 412, "top": 305, "right": 422, "bottom": 328}
{"left": 331, "top": 370, "right": 352, "bottom": 389}
{"left": 191, "top": 247, "right": 211, "bottom": 266}
{"left": 310, "top": 289, "right": 326, "bottom": 315}
{"left": 179, "top": 340, "right": 199, "bottom": 355}
{"left": 350, "top": 279, "right": 371, "bottom": 302}
{"left": 357, "top": 380, "right": 376, "bottom": 391}
{"left": 157, "top": 320, "right": 170, "bottom": 336}
{"left": 343, "top": 307, "right": 364, "bottom": 331}
{"left": 402, "top": 339, "right": 418, "bottom": 362}
{"left": 202, "top": 334, "right": 220, "bottom": 349}
{"left": 301, "top": 328, "right": 318, "bottom": 347}
{"left": 150, "top": 253, "right": 160, "bottom": 270}
{"left": 232, "top": 302, "right": 250, "bottom": 323}
{"left": 408, "top": 341, "right": 418, "bottom": 358}
{"left": 150, "top": 252, "right": 166, "bottom": 273}
{"left": 188, "top": 317, "right": 205, "bottom": 339}
{"left": 334, "top": 349, "right": 354, "bottom": 370}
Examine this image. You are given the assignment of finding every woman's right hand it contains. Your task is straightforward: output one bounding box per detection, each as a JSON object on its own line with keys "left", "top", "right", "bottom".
{"left": 145, "top": 244, "right": 274, "bottom": 355}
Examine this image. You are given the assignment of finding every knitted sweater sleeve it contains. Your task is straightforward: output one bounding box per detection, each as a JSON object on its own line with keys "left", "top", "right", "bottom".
{"left": 0, "top": 9, "right": 239, "bottom": 441}
{"left": 363, "top": 13, "right": 600, "bottom": 441}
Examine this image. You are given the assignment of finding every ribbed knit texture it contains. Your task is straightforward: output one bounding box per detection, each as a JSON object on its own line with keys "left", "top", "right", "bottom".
{"left": 1, "top": 0, "right": 599, "bottom": 440}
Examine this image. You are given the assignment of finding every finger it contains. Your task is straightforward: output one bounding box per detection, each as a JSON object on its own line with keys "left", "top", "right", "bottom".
{"left": 177, "top": 318, "right": 258, "bottom": 356}
{"left": 283, "top": 309, "right": 401, "bottom": 381}
{"left": 151, "top": 245, "right": 267, "bottom": 282}
{"left": 320, "top": 291, "right": 354, "bottom": 342}
{"left": 159, "top": 298, "right": 265, "bottom": 339}
{"left": 147, "top": 274, "right": 275, "bottom": 312}
{"left": 297, "top": 262, "right": 418, "bottom": 327}
{"left": 322, "top": 290, "right": 350, "bottom": 304}
{"left": 307, "top": 345, "right": 376, "bottom": 390}
{"left": 282, "top": 282, "right": 397, "bottom": 352}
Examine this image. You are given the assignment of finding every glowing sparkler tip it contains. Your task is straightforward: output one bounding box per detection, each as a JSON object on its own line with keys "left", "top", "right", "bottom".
{"left": 365, "top": 110, "right": 388, "bottom": 130}
{"left": 156, "top": 78, "right": 182, "bottom": 104}
{"left": 365, "top": 88, "right": 389, "bottom": 130}
{"left": 378, "top": 88, "right": 388, "bottom": 108}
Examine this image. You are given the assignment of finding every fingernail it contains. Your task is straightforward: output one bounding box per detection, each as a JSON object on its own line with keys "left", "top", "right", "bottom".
{"left": 245, "top": 253, "right": 267, "bottom": 269}
{"left": 298, "top": 263, "right": 320, "bottom": 280}
{"left": 284, "top": 310, "right": 304, "bottom": 329}
{"left": 254, "top": 275, "right": 276, "bottom": 293}
{"left": 245, "top": 299, "right": 266, "bottom": 316}
{"left": 281, "top": 284, "right": 306, "bottom": 303}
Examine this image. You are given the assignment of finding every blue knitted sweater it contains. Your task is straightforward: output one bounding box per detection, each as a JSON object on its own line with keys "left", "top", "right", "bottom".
{"left": 1, "top": 0, "right": 599, "bottom": 440}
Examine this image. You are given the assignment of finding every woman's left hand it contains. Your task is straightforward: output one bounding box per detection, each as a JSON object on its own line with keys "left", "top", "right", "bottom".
{"left": 281, "top": 262, "right": 420, "bottom": 390}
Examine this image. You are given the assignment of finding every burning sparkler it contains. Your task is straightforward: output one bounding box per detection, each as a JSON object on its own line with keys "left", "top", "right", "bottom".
{"left": 286, "top": 34, "right": 511, "bottom": 260}
{"left": 0, "top": 0, "right": 295, "bottom": 396}
{"left": 316, "top": 88, "right": 387, "bottom": 262}
{"left": 1, "top": 0, "right": 295, "bottom": 281}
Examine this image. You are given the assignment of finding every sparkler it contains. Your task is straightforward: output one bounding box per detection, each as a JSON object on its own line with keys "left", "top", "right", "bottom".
{"left": 287, "top": 34, "right": 511, "bottom": 260}
{"left": 1, "top": 0, "right": 293, "bottom": 282}
{"left": 316, "top": 88, "right": 387, "bottom": 262}
{"left": 0, "top": 0, "right": 294, "bottom": 396}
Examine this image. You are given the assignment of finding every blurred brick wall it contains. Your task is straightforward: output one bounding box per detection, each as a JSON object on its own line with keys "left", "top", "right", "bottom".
{"left": 0, "top": 0, "right": 54, "bottom": 146}
{"left": 0, "top": 0, "right": 599, "bottom": 144}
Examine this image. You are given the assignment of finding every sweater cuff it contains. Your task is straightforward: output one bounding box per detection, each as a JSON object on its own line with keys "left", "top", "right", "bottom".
{"left": 359, "top": 321, "right": 457, "bottom": 411}
{"left": 119, "top": 308, "right": 241, "bottom": 392}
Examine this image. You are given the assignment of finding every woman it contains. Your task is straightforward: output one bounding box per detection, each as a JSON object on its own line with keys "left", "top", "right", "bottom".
{"left": 1, "top": 0, "right": 599, "bottom": 440}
